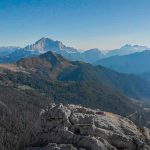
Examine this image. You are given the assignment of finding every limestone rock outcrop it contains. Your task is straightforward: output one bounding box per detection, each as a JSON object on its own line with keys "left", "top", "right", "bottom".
{"left": 26, "top": 103, "right": 150, "bottom": 150}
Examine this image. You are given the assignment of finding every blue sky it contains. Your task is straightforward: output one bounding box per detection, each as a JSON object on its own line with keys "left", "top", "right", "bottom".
{"left": 0, "top": 0, "right": 150, "bottom": 50}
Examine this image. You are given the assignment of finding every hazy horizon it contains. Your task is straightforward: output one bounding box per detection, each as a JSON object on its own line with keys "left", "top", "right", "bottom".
{"left": 1, "top": 0, "right": 150, "bottom": 50}
{"left": 1, "top": 36, "right": 150, "bottom": 52}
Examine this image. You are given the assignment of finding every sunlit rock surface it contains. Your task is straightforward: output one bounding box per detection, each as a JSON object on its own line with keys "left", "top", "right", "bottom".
{"left": 26, "top": 103, "right": 150, "bottom": 150}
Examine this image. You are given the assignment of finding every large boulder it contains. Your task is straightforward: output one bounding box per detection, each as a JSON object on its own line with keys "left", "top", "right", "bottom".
{"left": 26, "top": 103, "right": 150, "bottom": 150}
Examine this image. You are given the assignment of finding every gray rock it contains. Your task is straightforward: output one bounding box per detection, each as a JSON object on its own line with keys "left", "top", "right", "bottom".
{"left": 26, "top": 103, "right": 150, "bottom": 150}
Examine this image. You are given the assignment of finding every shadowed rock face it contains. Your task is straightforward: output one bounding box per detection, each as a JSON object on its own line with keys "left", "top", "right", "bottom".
{"left": 26, "top": 103, "right": 150, "bottom": 150}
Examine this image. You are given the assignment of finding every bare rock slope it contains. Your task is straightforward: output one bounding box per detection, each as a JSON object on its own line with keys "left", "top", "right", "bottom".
{"left": 26, "top": 103, "right": 150, "bottom": 150}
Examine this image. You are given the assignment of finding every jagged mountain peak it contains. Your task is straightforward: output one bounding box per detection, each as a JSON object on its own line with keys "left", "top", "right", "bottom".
{"left": 38, "top": 37, "right": 53, "bottom": 41}
{"left": 84, "top": 48, "right": 103, "bottom": 55}
{"left": 35, "top": 37, "right": 64, "bottom": 47}
{"left": 106, "top": 44, "right": 150, "bottom": 57}
{"left": 0, "top": 38, "right": 104, "bottom": 63}
{"left": 35, "top": 37, "right": 54, "bottom": 45}
{"left": 25, "top": 37, "right": 79, "bottom": 54}
{"left": 121, "top": 44, "right": 149, "bottom": 49}
{"left": 25, "top": 37, "right": 67, "bottom": 53}
{"left": 85, "top": 48, "right": 101, "bottom": 52}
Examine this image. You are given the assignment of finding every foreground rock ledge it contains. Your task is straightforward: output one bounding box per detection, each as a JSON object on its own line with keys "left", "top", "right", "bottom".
{"left": 26, "top": 103, "right": 150, "bottom": 150}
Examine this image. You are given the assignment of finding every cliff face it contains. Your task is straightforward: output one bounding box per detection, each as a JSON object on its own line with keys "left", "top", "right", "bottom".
{"left": 25, "top": 103, "right": 150, "bottom": 150}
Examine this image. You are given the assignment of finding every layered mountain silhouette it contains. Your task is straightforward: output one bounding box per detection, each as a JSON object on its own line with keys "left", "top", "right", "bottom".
{"left": 1, "top": 39, "right": 150, "bottom": 118}
{"left": 1, "top": 38, "right": 150, "bottom": 67}
{"left": 0, "top": 51, "right": 150, "bottom": 113}
{"left": 0, "top": 38, "right": 104, "bottom": 63}
{"left": 14, "top": 51, "right": 150, "bottom": 100}
{"left": 0, "top": 46, "right": 20, "bottom": 56}
{"left": 94, "top": 50, "right": 150, "bottom": 74}
{"left": 106, "top": 44, "right": 149, "bottom": 57}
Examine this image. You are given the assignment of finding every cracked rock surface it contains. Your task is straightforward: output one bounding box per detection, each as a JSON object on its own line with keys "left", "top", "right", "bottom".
{"left": 26, "top": 103, "right": 150, "bottom": 150}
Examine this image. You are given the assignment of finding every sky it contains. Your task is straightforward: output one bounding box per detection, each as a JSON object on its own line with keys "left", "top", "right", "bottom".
{"left": 0, "top": 0, "right": 150, "bottom": 50}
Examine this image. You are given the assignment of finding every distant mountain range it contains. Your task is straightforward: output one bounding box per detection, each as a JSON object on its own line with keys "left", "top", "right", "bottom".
{"left": 24, "top": 37, "right": 78, "bottom": 53}
{"left": 1, "top": 37, "right": 149, "bottom": 64}
{"left": 1, "top": 38, "right": 150, "bottom": 78}
{"left": 0, "top": 46, "right": 20, "bottom": 56}
{"left": 94, "top": 50, "right": 150, "bottom": 75}
{"left": 1, "top": 51, "right": 150, "bottom": 105}
{"left": 106, "top": 44, "right": 150, "bottom": 57}
{"left": 16, "top": 51, "right": 150, "bottom": 100}
{"left": 0, "top": 38, "right": 104, "bottom": 63}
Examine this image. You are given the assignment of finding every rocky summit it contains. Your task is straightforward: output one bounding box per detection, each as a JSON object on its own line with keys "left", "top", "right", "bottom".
{"left": 26, "top": 103, "right": 150, "bottom": 150}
